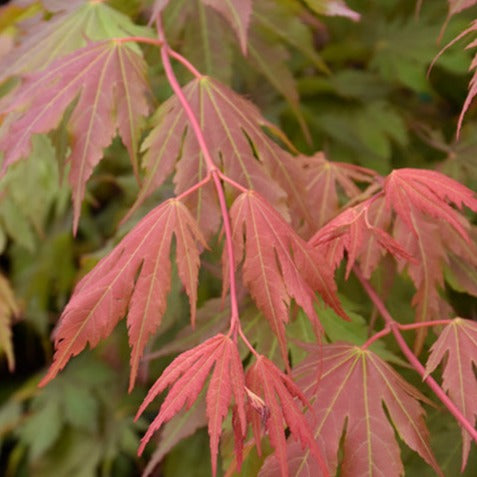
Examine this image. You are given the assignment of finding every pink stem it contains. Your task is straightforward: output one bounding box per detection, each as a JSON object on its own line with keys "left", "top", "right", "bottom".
{"left": 175, "top": 175, "right": 212, "bottom": 201}
{"left": 398, "top": 320, "right": 453, "bottom": 330}
{"left": 361, "top": 326, "right": 391, "bottom": 349}
{"left": 156, "top": 16, "right": 242, "bottom": 338}
{"left": 117, "top": 36, "right": 162, "bottom": 47}
{"left": 354, "top": 267, "right": 477, "bottom": 444}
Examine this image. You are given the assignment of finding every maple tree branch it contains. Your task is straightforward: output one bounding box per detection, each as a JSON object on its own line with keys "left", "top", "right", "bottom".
{"left": 156, "top": 15, "right": 242, "bottom": 337}
{"left": 174, "top": 175, "right": 213, "bottom": 201}
{"left": 355, "top": 267, "right": 477, "bottom": 444}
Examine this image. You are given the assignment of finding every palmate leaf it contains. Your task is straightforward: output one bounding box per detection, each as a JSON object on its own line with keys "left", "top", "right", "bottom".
{"left": 151, "top": 0, "right": 251, "bottom": 54}
{"left": 0, "top": 0, "right": 151, "bottom": 83}
{"left": 133, "top": 76, "right": 310, "bottom": 237}
{"left": 230, "top": 191, "right": 346, "bottom": 366}
{"left": 302, "top": 152, "right": 377, "bottom": 228}
{"left": 261, "top": 344, "right": 442, "bottom": 477}
{"left": 136, "top": 334, "right": 246, "bottom": 477}
{"left": 39, "top": 199, "right": 206, "bottom": 391}
{"left": 247, "top": 356, "right": 328, "bottom": 477}
{"left": 425, "top": 318, "right": 477, "bottom": 470}
{"left": 309, "top": 196, "right": 411, "bottom": 278}
{"left": 0, "top": 39, "right": 150, "bottom": 232}
{"left": 202, "top": 0, "right": 252, "bottom": 55}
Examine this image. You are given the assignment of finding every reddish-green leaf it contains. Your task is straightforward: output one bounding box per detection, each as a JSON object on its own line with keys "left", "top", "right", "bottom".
{"left": 383, "top": 168, "right": 477, "bottom": 240}
{"left": 0, "top": 0, "right": 151, "bottom": 82}
{"left": 136, "top": 334, "right": 246, "bottom": 477}
{"left": 302, "top": 152, "right": 377, "bottom": 229}
{"left": 0, "top": 40, "right": 150, "bottom": 231}
{"left": 262, "top": 344, "right": 441, "bottom": 477}
{"left": 202, "top": 0, "right": 252, "bottom": 54}
{"left": 247, "top": 356, "right": 329, "bottom": 477}
{"left": 425, "top": 318, "right": 477, "bottom": 470}
{"left": 133, "top": 76, "right": 311, "bottom": 237}
{"left": 230, "top": 191, "right": 346, "bottom": 366}
{"left": 39, "top": 199, "right": 206, "bottom": 391}
{"left": 309, "top": 196, "right": 410, "bottom": 278}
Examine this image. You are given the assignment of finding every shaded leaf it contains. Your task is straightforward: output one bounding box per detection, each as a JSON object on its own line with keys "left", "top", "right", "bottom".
{"left": 0, "top": 40, "right": 150, "bottom": 231}
{"left": 247, "top": 355, "right": 328, "bottom": 477}
{"left": 202, "top": 0, "right": 252, "bottom": 55}
{"left": 136, "top": 334, "right": 246, "bottom": 477}
{"left": 39, "top": 199, "right": 206, "bottom": 391}
{"left": 230, "top": 191, "right": 346, "bottom": 366}
{"left": 134, "top": 76, "right": 310, "bottom": 237}
{"left": 261, "top": 344, "right": 441, "bottom": 477}
{"left": 425, "top": 318, "right": 477, "bottom": 470}
{"left": 0, "top": 0, "right": 151, "bottom": 82}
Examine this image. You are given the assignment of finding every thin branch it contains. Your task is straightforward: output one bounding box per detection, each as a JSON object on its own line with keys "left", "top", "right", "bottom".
{"left": 354, "top": 266, "right": 477, "bottom": 444}
{"left": 156, "top": 15, "right": 242, "bottom": 339}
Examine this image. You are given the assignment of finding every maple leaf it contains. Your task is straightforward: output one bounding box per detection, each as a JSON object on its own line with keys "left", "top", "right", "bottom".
{"left": 383, "top": 169, "right": 477, "bottom": 350}
{"left": 302, "top": 152, "right": 377, "bottom": 228}
{"left": 383, "top": 168, "right": 477, "bottom": 240}
{"left": 39, "top": 199, "right": 206, "bottom": 391}
{"left": 309, "top": 196, "right": 411, "bottom": 278}
{"left": 447, "top": 0, "right": 477, "bottom": 16}
{"left": 0, "top": 40, "right": 150, "bottom": 232}
{"left": 151, "top": 0, "right": 251, "bottom": 54}
{"left": 136, "top": 334, "right": 246, "bottom": 477}
{"left": 202, "top": 0, "right": 252, "bottom": 55}
{"left": 133, "top": 76, "right": 311, "bottom": 237}
{"left": 230, "top": 191, "right": 346, "bottom": 365}
{"left": 0, "top": 0, "right": 151, "bottom": 83}
{"left": 425, "top": 318, "right": 477, "bottom": 470}
{"left": 246, "top": 355, "right": 328, "bottom": 477}
{"left": 261, "top": 344, "right": 442, "bottom": 477}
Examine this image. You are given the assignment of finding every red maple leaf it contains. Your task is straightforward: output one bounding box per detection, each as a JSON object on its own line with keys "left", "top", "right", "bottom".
{"left": 136, "top": 334, "right": 246, "bottom": 477}
{"left": 425, "top": 318, "right": 477, "bottom": 470}
{"left": 0, "top": 40, "right": 150, "bottom": 232}
{"left": 130, "top": 76, "right": 311, "bottom": 237}
{"left": 246, "top": 355, "right": 329, "bottom": 477}
{"left": 229, "top": 191, "right": 347, "bottom": 366}
{"left": 302, "top": 152, "right": 377, "bottom": 229}
{"left": 39, "top": 199, "right": 206, "bottom": 391}
{"left": 261, "top": 343, "right": 442, "bottom": 477}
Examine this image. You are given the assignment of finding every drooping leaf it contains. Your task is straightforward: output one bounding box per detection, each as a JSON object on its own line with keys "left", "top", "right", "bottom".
{"left": 302, "top": 152, "right": 377, "bottom": 228}
{"left": 201, "top": 0, "right": 252, "bottom": 55}
{"left": 0, "top": 40, "right": 150, "bottom": 231}
{"left": 136, "top": 334, "right": 246, "bottom": 477}
{"left": 425, "top": 318, "right": 477, "bottom": 470}
{"left": 261, "top": 344, "right": 442, "bottom": 477}
{"left": 182, "top": 1, "right": 233, "bottom": 84}
{"left": 246, "top": 355, "right": 328, "bottom": 477}
{"left": 0, "top": 273, "right": 18, "bottom": 371}
{"left": 134, "top": 76, "right": 312, "bottom": 237}
{"left": 39, "top": 199, "right": 206, "bottom": 391}
{"left": 309, "top": 196, "right": 411, "bottom": 278}
{"left": 230, "top": 191, "right": 346, "bottom": 366}
{"left": 383, "top": 168, "right": 477, "bottom": 241}
{"left": 0, "top": 0, "right": 152, "bottom": 82}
